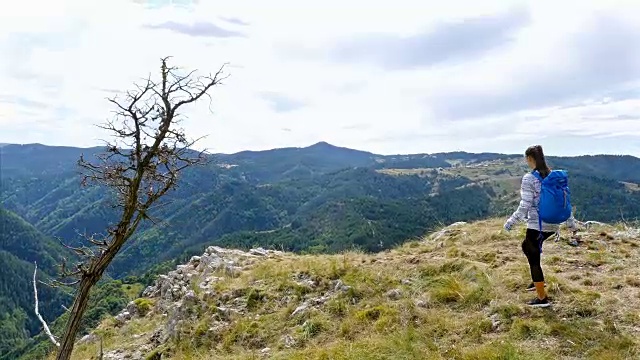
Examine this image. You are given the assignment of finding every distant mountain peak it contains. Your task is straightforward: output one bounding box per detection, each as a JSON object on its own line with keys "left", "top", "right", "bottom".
{"left": 305, "top": 141, "right": 374, "bottom": 156}
{"left": 308, "top": 141, "right": 337, "bottom": 148}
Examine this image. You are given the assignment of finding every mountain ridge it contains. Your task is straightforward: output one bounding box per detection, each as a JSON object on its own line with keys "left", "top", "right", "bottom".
{"left": 2, "top": 141, "right": 637, "bottom": 158}
{"left": 2, "top": 143, "right": 640, "bottom": 280}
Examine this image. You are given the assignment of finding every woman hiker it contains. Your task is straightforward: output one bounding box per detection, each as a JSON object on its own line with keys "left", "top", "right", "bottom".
{"left": 503, "top": 145, "right": 578, "bottom": 308}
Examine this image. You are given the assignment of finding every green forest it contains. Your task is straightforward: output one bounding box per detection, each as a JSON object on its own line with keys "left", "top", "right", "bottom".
{"left": 2, "top": 142, "right": 640, "bottom": 357}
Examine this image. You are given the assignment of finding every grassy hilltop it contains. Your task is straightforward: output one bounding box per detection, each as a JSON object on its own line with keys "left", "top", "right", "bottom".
{"left": 63, "top": 219, "right": 640, "bottom": 360}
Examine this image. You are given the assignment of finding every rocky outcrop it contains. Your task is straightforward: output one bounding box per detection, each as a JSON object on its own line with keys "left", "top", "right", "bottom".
{"left": 140, "top": 246, "right": 280, "bottom": 306}
{"left": 96, "top": 243, "right": 366, "bottom": 359}
{"left": 98, "top": 246, "right": 284, "bottom": 359}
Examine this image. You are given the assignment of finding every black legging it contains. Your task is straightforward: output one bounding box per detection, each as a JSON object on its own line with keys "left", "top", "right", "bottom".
{"left": 522, "top": 228, "right": 555, "bottom": 283}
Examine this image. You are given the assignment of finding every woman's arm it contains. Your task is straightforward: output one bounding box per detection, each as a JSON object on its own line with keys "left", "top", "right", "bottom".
{"left": 508, "top": 173, "right": 536, "bottom": 224}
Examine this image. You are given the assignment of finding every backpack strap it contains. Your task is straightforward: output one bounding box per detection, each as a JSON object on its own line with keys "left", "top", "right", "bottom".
{"left": 537, "top": 216, "right": 544, "bottom": 251}
{"left": 531, "top": 170, "right": 544, "bottom": 182}
{"left": 531, "top": 170, "right": 545, "bottom": 249}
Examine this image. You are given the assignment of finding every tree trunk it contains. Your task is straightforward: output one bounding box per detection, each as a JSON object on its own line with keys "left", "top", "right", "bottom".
{"left": 55, "top": 274, "right": 100, "bottom": 360}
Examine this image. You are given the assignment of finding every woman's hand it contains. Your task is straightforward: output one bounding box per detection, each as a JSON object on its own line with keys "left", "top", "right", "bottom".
{"left": 504, "top": 218, "right": 516, "bottom": 231}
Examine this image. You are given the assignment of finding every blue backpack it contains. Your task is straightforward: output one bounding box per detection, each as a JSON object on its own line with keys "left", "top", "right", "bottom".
{"left": 531, "top": 170, "right": 572, "bottom": 232}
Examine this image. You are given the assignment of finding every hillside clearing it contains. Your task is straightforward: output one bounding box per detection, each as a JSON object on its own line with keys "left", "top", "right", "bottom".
{"left": 623, "top": 182, "right": 640, "bottom": 192}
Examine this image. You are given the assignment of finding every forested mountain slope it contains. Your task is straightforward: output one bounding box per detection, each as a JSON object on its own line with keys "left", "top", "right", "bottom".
{"left": 2, "top": 143, "right": 640, "bottom": 280}
{"left": 0, "top": 209, "right": 71, "bottom": 355}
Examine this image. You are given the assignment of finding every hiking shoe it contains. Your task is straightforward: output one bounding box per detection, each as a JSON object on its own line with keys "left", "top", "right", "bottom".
{"left": 527, "top": 297, "right": 551, "bottom": 308}
{"left": 526, "top": 283, "right": 547, "bottom": 292}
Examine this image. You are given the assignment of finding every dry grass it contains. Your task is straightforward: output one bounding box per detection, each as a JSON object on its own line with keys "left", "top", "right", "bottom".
{"left": 622, "top": 182, "right": 640, "bottom": 192}
{"left": 67, "top": 219, "right": 640, "bottom": 360}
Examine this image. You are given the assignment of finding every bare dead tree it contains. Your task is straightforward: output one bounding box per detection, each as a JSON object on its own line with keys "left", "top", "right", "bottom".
{"left": 33, "top": 262, "right": 61, "bottom": 347}
{"left": 34, "top": 57, "right": 228, "bottom": 360}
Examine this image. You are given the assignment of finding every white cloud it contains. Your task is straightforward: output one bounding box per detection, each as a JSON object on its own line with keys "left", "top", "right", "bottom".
{"left": 1, "top": 0, "right": 640, "bottom": 156}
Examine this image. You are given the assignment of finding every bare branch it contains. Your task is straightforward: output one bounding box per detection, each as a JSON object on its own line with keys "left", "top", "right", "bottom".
{"left": 51, "top": 279, "right": 82, "bottom": 287}
{"left": 75, "top": 229, "right": 110, "bottom": 249}
{"left": 174, "top": 63, "right": 229, "bottom": 112}
{"left": 33, "top": 262, "right": 61, "bottom": 348}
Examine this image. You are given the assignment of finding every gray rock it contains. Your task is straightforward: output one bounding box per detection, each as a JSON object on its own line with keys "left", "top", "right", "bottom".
{"left": 386, "top": 289, "right": 402, "bottom": 300}
{"left": 141, "top": 285, "right": 158, "bottom": 298}
{"left": 183, "top": 290, "right": 198, "bottom": 306}
{"left": 310, "top": 296, "right": 330, "bottom": 305}
{"left": 103, "top": 349, "right": 126, "bottom": 360}
{"left": 197, "top": 254, "right": 224, "bottom": 272}
{"left": 159, "top": 275, "right": 173, "bottom": 300}
{"left": 131, "top": 349, "right": 144, "bottom": 360}
{"left": 216, "top": 306, "right": 232, "bottom": 320}
{"left": 114, "top": 311, "right": 131, "bottom": 325}
{"left": 175, "top": 265, "right": 185, "bottom": 274}
{"left": 126, "top": 301, "right": 139, "bottom": 318}
{"left": 490, "top": 313, "right": 501, "bottom": 331}
{"left": 78, "top": 333, "right": 98, "bottom": 344}
{"left": 282, "top": 334, "right": 296, "bottom": 348}
{"left": 334, "top": 280, "right": 351, "bottom": 292}
{"left": 290, "top": 304, "right": 308, "bottom": 317}
{"left": 301, "top": 279, "right": 317, "bottom": 288}
{"left": 250, "top": 247, "right": 269, "bottom": 256}
{"left": 189, "top": 255, "right": 201, "bottom": 267}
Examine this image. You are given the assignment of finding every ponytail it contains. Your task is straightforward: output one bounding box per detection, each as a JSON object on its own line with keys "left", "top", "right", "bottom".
{"left": 525, "top": 145, "right": 551, "bottom": 178}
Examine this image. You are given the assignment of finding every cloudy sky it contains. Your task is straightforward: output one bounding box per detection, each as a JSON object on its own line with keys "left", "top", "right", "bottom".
{"left": 1, "top": 0, "right": 639, "bottom": 156}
